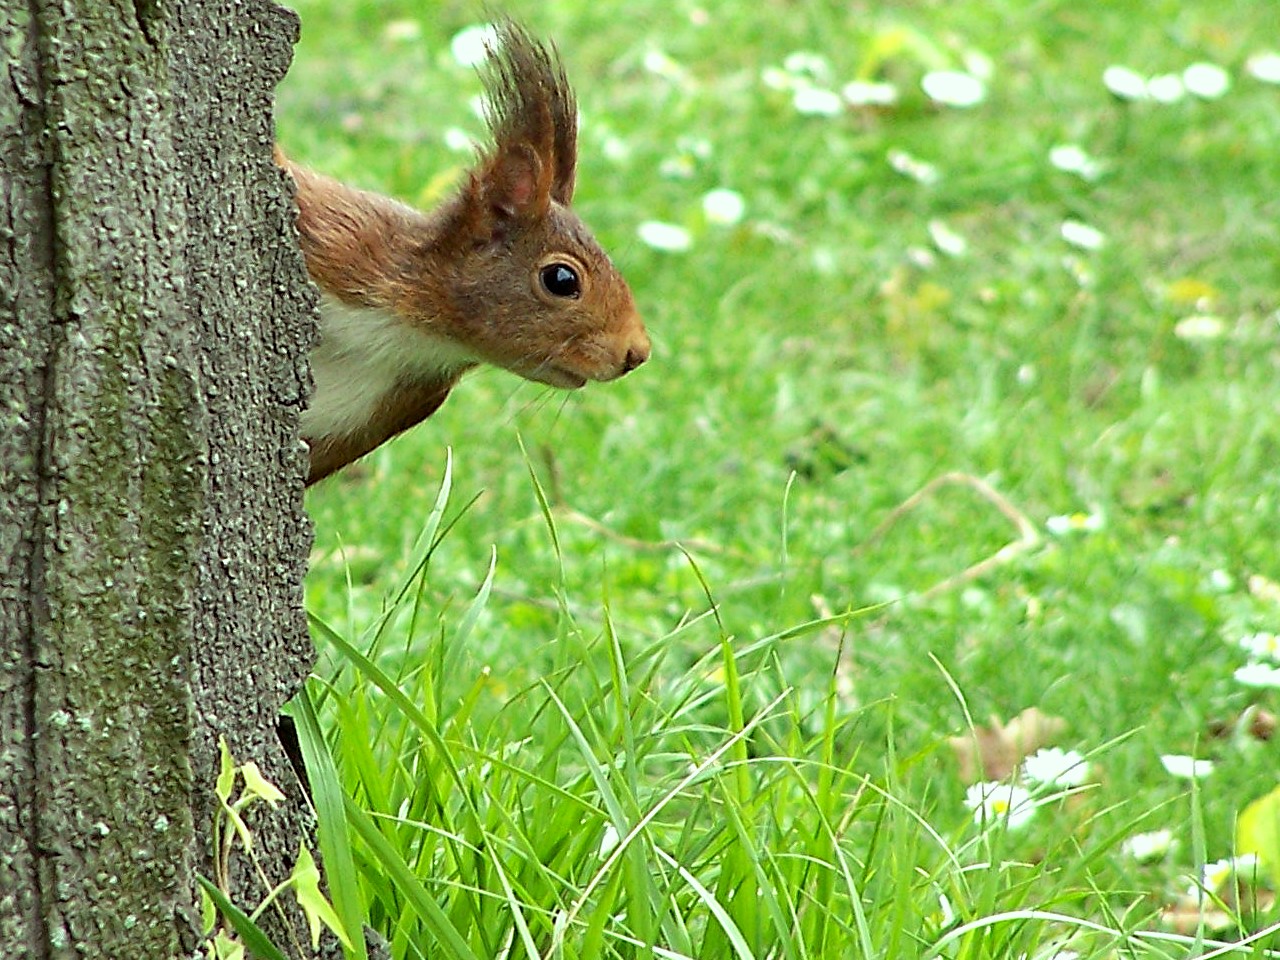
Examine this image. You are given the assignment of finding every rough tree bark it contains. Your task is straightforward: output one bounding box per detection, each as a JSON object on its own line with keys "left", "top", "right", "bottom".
{"left": 1, "top": 0, "right": 319, "bottom": 956}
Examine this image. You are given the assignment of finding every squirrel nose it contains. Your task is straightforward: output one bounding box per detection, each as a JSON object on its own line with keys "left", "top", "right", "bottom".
{"left": 623, "top": 344, "right": 649, "bottom": 373}
{"left": 622, "top": 330, "right": 651, "bottom": 373}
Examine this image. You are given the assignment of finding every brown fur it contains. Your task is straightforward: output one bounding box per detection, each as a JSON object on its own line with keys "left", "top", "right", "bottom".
{"left": 306, "top": 377, "right": 455, "bottom": 484}
{"left": 280, "top": 24, "right": 649, "bottom": 485}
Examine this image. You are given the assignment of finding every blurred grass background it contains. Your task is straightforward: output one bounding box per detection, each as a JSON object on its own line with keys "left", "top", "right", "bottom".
{"left": 275, "top": 1, "right": 1280, "bottom": 955}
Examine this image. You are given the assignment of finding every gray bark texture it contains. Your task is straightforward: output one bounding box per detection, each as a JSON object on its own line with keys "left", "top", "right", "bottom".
{"left": 1, "top": 0, "right": 319, "bottom": 957}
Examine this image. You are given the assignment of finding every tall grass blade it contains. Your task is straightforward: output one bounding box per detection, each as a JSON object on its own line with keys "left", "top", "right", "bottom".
{"left": 289, "top": 688, "right": 370, "bottom": 960}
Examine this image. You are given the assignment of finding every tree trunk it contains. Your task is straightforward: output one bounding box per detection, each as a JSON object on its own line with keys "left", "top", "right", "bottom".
{"left": 1, "top": 0, "right": 317, "bottom": 956}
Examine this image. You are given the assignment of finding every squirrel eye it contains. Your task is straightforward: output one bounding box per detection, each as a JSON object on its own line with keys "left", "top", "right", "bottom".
{"left": 539, "top": 262, "right": 581, "bottom": 299}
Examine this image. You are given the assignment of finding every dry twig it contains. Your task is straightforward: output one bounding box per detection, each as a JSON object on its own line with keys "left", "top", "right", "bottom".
{"left": 854, "top": 471, "right": 1041, "bottom": 602}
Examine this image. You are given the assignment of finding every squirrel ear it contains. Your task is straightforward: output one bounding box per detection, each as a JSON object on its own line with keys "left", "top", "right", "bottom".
{"left": 482, "top": 22, "right": 578, "bottom": 208}
{"left": 485, "top": 142, "right": 551, "bottom": 226}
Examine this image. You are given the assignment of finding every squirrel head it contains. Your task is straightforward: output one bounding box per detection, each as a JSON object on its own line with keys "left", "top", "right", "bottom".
{"left": 413, "top": 22, "right": 649, "bottom": 389}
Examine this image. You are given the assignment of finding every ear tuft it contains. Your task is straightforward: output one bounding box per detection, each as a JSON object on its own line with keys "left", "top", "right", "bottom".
{"left": 480, "top": 21, "right": 578, "bottom": 207}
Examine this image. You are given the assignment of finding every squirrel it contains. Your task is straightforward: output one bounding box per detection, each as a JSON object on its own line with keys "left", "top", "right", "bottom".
{"left": 277, "top": 22, "right": 650, "bottom": 485}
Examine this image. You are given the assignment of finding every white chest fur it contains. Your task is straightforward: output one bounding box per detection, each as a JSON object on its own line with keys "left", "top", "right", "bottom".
{"left": 300, "top": 295, "right": 478, "bottom": 441}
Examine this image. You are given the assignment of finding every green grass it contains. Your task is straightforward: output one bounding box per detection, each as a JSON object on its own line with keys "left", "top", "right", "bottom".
{"left": 276, "top": 0, "right": 1280, "bottom": 956}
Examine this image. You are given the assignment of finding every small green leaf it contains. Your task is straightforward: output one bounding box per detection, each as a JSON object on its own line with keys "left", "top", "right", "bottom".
{"left": 216, "top": 738, "right": 237, "bottom": 804}
{"left": 212, "top": 931, "right": 245, "bottom": 960}
{"left": 291, "top": 842, "right": 354, "bottom": 951}
{"left": 240, "top": 761, "right": 285, "bottom": 807}
{"left": 1237, "top": 784, "right": 1280, "bottom": 889}
{"left": 200, "top": 884, "right": 217, "bottom": 936}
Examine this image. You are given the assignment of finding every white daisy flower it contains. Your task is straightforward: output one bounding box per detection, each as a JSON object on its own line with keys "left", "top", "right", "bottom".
{"left": 643, "top": 49, "right": 689, "bottom": 83}
{"left": 1160, "top": 754, "right": 1215, "bottom": 779}
{"left": 450, "top": 23, "right": 498, "bottom": 68}
{"left": 1234, "top": 662, "right": 1280, "bottom": 689}
{"left": 442, "top": 126, "right": 476, "bottom": 153}
{"left": 1060, "top": 219, "right": 1107, "bottom": 251}
{"left": 921, "top": 70, "right": 986, "bottom": 107}
{"left": 782, "top": 51, "right": 832, "bottom": 84}
{"left": 1207, "top": 569, "right": 1235, "bottom": 592}
{"left": 1147, "top": 73, "right": 1186, "bottom": 103}
{"left": 962, "top": 50, "right": 995, "bottom": 82}
{"left": 658, "top": 154, "right": 696, "bottom": 179}
{"left": 383, "top": 19, "right": 421, "bottom": 43}
{"left": 1191, "top": 854, "right": 1260, "bottom": 897}
{"left": 1045, "top": 510, "right": 1104, "bottom": 535}
{"left": 1246, "top": 52, "right": 1280, "bottom": 84}
{"left": 1023, "top": 747, "right": 1090, "bottom": 788}
{"left": 887, "top": 149, "right": 940, "bottom": 185}
{"left": 1103, "top": 65, "right": 1148, "bottom": 100}
{"left": 1173, "top": 315, "right": 1226, "bottom": 341}
{"left": 761, "top": 66, "right": 799, "bottom": 92}
{"left": 600, "top": 135, "right": 631, "bottom": 163}
{"left": 1183, "top": 62, "right": 1230, "bottom": 99}
{"left": 793, "top": 86, "right": 844, "bottom": 117}
{"left": 702, "top": 188, "right": 746, "bottom": 226}
{"left": 927, "top": 219, "right": 967, "bottom": 258}
{"left": 842, "top": 80, "right": 899, "bottom": 106}
{"left": 1122, "top": 828, "right": 1174, "bottom": 863}
{"left": 1049, "top": 144, "right": 1104, "bottom": 181}
{"left": 637, "top": 221, "right": 693, "bottom": 253}
{"left": 1238, "top": 632, "right": 1280, "bottom": 662}
{"left": 965, "top": 781, "right": 1037, "bottom": 829}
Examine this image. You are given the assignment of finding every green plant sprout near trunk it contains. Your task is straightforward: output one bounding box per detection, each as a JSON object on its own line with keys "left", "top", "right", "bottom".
{"left": 201, "top": 739, "right": 354, "bottom": 960}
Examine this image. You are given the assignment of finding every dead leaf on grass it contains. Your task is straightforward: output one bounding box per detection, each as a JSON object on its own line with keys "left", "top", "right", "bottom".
{"left": 1206, "top": 705, "right": 1277, "bottom": 743}
{"left": 1159, "top": 887, "right": 1274, "bottom": 935}
{"left": 949, "top": 707, "right": 1067, "bottom": 783}
{"left": 1158, "top": 896, "right": 1236, "bottom": 935}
